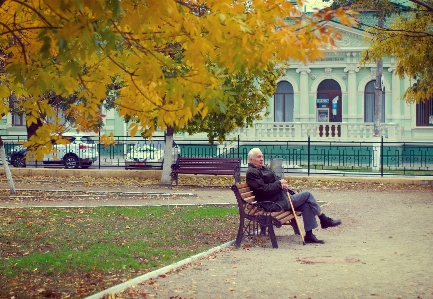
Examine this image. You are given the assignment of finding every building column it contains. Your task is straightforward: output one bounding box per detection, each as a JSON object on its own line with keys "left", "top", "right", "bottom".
{"left": 389, "top": 67, "right": 400, "bottom": 123}
{"left": 296, "top": 66, "right": 311, "bottom": 122}
{"left": 344, "top": 62, "right": 359, "bottom": 122}
{"left": 402, "top": 77, "right": 413, "bottom": 139}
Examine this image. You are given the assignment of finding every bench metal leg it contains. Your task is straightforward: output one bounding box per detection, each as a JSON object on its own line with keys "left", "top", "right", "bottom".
{"left": 267, "top": 216, "right": 278, "bottom": 248}
{"left": 235, "top": 216, "right": 245, "bottom": 248}
{"left": 268, "top": 227, "right": 278, "bottom": 248}
{"left": 170, "top": 172, "right": 179, "bottom": 185}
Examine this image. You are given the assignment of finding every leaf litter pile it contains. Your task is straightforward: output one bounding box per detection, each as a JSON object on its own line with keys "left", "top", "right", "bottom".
{"left": 1, "top": 175, "right": 431, "bottom": 200}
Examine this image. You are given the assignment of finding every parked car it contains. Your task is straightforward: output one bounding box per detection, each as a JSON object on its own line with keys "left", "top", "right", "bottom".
{"left": 6, "top": 133, "right": 99, "bottom": 169}
{"left": 125, "top": 141, "right": 180, "bottom": 169}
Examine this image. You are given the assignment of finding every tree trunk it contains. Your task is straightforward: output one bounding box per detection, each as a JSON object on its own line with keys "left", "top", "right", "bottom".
{"left": 372, "top": 12, "right": 385, "bottom": 173}
{"left": 0, "top": 136, "right": 16, "bottom": 194}
{"left": 373, "top": 15, "right": 385, "bottom": 137}
{"left": 159, "top": 126, "right": 175, "bottom": 185}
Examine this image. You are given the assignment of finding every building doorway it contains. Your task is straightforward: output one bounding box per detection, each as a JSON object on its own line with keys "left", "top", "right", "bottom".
{"left": 316, "top": 79, "right": 342, "bottom": 137}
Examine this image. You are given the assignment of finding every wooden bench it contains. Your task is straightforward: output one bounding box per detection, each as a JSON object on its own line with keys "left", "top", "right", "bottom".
{"left": 170, "top": 156, "right": 241, "bottom": 185}
{"left": 231, "top": 182, "right": 303, "bottom": 249}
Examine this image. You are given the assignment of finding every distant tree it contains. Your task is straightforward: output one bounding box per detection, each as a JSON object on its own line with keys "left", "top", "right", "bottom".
{"left": 333, "top": 0, "right": 433, "bottom": 103}
{"left": 181, "top": 67, "right": 282, "bottom": 143}
{"left": 332, "top": 0, "right": 400, "bottom": 136}
{"left": 359, "top": 0, "right": 433, "bottom": 104}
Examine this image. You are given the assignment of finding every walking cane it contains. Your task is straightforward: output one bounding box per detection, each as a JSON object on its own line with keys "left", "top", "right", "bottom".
{"left": 286, "top": 191, "right": 306, "bottom": 246}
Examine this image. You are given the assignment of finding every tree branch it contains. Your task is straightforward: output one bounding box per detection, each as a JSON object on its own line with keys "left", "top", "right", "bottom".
{"left": 358, "top": 21, "right": 433, "bottom": 38}
{"left": 12, "top": 0, "right": 54, "bottom": 27}
{"left": 174, "top": 0, "right": 209, "bottom": 16}
{"left": 0, "top": 21, "right": 28, "bottom": 64}
{"left": 0, "top": 25, "right": 61, "bottom": 36}
{"left": 410, "top": 0, "right": 433, "bottom": 12}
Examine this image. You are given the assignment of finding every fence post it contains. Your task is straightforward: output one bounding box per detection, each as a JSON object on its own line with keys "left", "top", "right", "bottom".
{"left": 307, "top": 135, "right": 310, "bottom": 176}
{"left": 237, "top": 135, "right": 240, "bottom": 159}
{"left": 98, "top": 131, "right": 101, "bottom": 170}
{"left": 381, "top": 136, "right": 384, "bottom": 177}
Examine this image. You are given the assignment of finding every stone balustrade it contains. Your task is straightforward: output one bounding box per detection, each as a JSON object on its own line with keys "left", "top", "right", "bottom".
{"left": 234, "top": 122, "right": 399, "bottom": 141}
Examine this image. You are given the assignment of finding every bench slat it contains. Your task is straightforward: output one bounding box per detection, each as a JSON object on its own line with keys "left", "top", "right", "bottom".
{"left": 172, "top": 158, "right": 241, "bottom": 162}
{"left": 243, "top": 197, "right": 256, "bottom": 203}
{"left": 171, "top": 157, "right": 241, "bottom": 185}
{"left": 176, "top": 172, "right": 236, "bottom": 175}
{"left": 277, "top": 214, "right": 295, "bottom": 224}
{"left": 236, "top": 183, "right": 249, "bottom": 189}
{"left": 177, "top": 162, "right": 240, "bottom": 165}
{"left": 240, "top": 191, "right": 254, "bottom": 198}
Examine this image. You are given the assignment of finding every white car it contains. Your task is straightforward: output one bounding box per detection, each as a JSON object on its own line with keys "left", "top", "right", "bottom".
{"left": 125, "top": 141, "right": 180, "bottom": 169}
{"left": 7, "top": 133, "right": 99, "bottom": 169}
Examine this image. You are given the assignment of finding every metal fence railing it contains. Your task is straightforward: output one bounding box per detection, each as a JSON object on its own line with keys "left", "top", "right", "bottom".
{"left": 2, "top": 135, "right": 433, "bottom": 177}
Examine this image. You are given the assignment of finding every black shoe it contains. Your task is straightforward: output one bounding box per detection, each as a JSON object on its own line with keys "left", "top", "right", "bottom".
{"left": 304, "top": 234, "right": 325, "bottom": 244}
{"left": 321, "top": 217, "right": 342, "bottom": 229}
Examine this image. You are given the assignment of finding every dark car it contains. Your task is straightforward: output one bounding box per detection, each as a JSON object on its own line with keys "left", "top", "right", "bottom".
{"left": 7, "top": 145, "right": 27, "bottom": 168}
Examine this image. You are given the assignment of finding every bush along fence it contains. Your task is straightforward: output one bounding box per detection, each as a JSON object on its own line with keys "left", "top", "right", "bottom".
{"left": 3, "top": 135, "right": 433, "bottom": 177}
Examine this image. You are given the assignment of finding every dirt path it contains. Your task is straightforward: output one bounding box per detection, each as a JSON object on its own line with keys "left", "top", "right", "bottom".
{"left": 107, "top": 188, "right": 433, "bottom": 299}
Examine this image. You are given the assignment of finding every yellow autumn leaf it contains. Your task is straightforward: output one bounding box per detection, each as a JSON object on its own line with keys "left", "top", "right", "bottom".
{"left": 0, "top": 85, "right": 10, "bottom": 98}
{"left": 128, "top": 123, "right": 139, "bottom": 137}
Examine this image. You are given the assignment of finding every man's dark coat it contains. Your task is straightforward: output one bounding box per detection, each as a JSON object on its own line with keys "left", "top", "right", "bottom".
{"left": 245, "top": 163, "right": 290, "bottom": 211}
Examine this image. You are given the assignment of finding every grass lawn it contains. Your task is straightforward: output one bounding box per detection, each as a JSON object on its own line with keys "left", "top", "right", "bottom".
{"left": 0, "top": 205, "right": 238, "bottom": 299}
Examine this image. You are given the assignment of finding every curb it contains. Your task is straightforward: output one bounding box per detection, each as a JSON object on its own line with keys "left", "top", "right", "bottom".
{"left": 83, "top": 240, "right": 235, "bottom": 299}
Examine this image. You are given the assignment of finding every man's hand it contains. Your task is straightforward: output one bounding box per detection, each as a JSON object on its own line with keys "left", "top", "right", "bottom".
{"left": 280, "top": 179, "right": 289, "bottom": 190}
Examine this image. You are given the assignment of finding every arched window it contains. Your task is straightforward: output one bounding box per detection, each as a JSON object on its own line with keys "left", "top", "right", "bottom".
{"left": 274, "top": 81, "right": 294, "bottom": 122}
{"left": 364, "top": 81, "right": 385, "bottom": 123}
{"left": 416, "top": 98, "right": 433, "bottom": 126}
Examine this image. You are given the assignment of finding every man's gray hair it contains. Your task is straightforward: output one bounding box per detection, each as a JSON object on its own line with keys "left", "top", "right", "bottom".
{"left": 248, "top": 148, "right": 261, "bottom": 162}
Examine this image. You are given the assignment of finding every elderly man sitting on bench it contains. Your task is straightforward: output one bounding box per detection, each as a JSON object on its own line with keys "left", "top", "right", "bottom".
{"left": 246, "top": 148, "right": 342, "bottom": 244}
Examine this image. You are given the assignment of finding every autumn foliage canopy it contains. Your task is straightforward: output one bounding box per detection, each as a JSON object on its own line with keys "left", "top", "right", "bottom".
{"left": 0, "top": 0, "right": 356, "bottom": 158}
